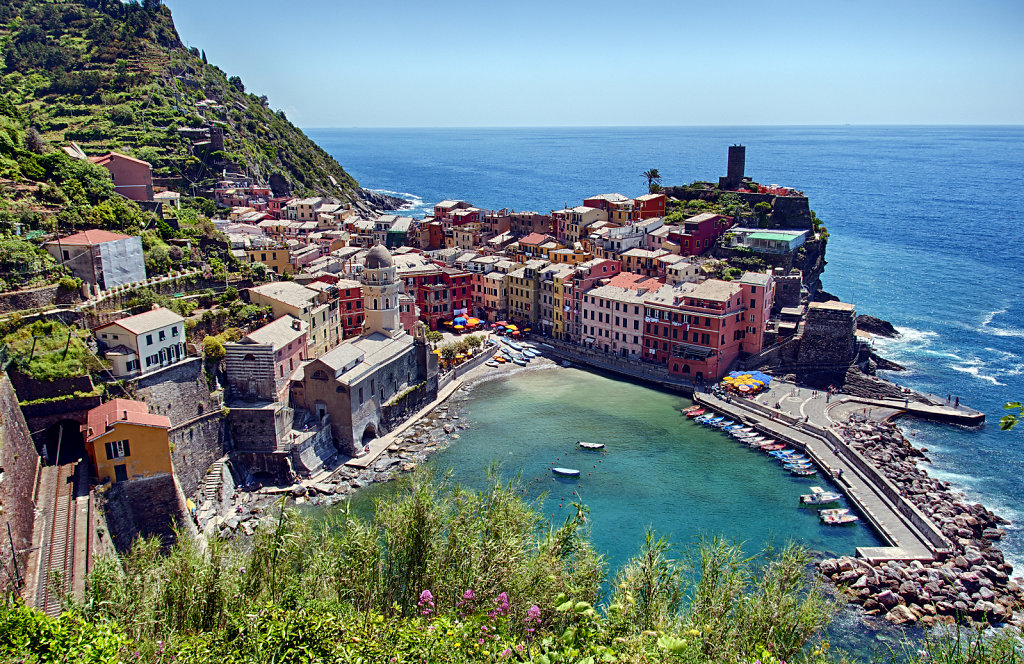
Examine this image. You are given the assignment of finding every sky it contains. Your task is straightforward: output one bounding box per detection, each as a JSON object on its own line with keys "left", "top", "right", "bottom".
{"left": 164, "top": 0, "right": 1024, "bottom": 128}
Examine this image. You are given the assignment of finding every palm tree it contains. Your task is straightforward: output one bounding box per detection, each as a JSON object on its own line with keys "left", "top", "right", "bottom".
{"left": 643, "top": 169, "right": 662, "bottom": 193}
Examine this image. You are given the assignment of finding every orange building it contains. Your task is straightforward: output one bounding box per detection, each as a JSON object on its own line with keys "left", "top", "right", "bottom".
{"left": 82, "top": 399, "right": 172, "bottom": 484}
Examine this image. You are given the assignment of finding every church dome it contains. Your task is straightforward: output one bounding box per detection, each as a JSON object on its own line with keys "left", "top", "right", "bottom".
{"left": 365, "top": 244, "right": 394, "bottom": 269}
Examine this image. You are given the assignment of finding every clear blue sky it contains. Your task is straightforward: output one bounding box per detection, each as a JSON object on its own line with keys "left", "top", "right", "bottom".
{"left": 164, "top": 0, "right": 1024, "bottom": 128}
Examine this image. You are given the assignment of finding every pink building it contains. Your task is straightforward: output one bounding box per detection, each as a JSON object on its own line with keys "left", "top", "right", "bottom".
{"left": 224, "top": 315, "right": 308, "bottom": 401}
{"left": 561, "top": 258, "right": 621, "bottom": 343}
{"left": 89, "top": 152, "right": 153, "bottom": 201}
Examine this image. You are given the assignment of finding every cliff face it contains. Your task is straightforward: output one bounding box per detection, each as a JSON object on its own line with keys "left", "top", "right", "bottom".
{"left": 0, "top": 0, "right": 388, "bottom": 208}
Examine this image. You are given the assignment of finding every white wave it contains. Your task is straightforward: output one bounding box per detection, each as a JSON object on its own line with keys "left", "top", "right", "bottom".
{"left": 949, "top": 363, "right": 1006, "bottom": 386}
{"left": 980, "top": 308, "right": 1024, "bottom": 338}
{"left": 886, "top": 326, "right": 939, "bottom": 345}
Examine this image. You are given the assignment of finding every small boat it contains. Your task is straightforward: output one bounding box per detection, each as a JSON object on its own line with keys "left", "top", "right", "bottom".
{"left": 561, "top": 360, "right": 572, "bottom": 367}
{"left": 578, "top": 441, "right": 605, "bottom": 450}
{"left": 686, "top": 409, "right": 706, "bottom": 418}
{"left": 744, "top": 437, "right": 767, "bottom": 446}
{"left": 722, "top": 424, "right": 743, "bottom": 431}
{"left": 800, "top": 487, "right": 842, "bottom": 505}
{"left": 529, "top": 348, "right": 542, "bottom": 356}
{"left": 508, "top": 342, "right": 524, "bottom": 352}
{"left": 512, "top": 358, "right": 527, "bottom": 366}
{"left": 495, "top": 356, "right": 507, "bottom": 363}
{"left": 681, "top": 405, "right": 702, "bottom": 414}
{"left": 485, "top": 360, "right": 499, "bottom": 367}
{"left": 819, "top": 508, "right": 849, "bottom": 518}
{"left": 783, "top": 460, "right": 813, "bottom": 468}
{"left": 821, "top": 513, "right": 859, "bottom": 526}
{"left": 791, "top": 468, "right": 818, "bottom": 477}
{"left": 730, "top": 427, "right": 755, "bottom": 436}
{"left": 712, "top": 420, "right": 734, "bottom": 429}
{"left": 523, "top": 349, "right": 538, "bottom": 358}
{"left": 761, "top": 444, "right": 787, "bottom": 452}
{"left": 703, "top": 417, "right": 725, "bottom": 426}
{"left": 552, "top": 467, "right": 581, "bottom": 477}
{"left": 517, "top": 353, "right": 531, "bottom": 363}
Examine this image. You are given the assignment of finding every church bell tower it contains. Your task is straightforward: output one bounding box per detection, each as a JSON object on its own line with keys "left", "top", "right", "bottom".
{"left": 360, "top": 244, "right": 403, "bottom": 338}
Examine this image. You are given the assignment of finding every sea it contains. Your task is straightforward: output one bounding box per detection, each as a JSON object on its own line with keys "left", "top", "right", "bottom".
{"left": 306, "top": 126, "right": 1024, "bottom": 637}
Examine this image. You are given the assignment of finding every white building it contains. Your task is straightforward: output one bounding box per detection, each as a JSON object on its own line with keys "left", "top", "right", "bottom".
{"left": 95, "top": 307, "right": 186, "bottom": 377}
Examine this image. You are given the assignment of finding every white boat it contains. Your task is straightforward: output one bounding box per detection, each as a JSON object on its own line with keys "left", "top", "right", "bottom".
{"left": 819, "top": 508, "right": 849, "bottom": 518}
{"left": 730, "top": 427, "right": 755, "bottom": 437}
{"left": 485, "top": 360, "right": 499, "bottom": 367}
{"left": 821, "top": 513, "right": 859, "bottom": 526}
{"left": 552, "top": 467, "right": 581, "bottom": 477}
{"left": 578, "top": 441, "right": 605, "bottom": 450}
{"left": 800, "top": 486, "right": 842, "bottom": 505}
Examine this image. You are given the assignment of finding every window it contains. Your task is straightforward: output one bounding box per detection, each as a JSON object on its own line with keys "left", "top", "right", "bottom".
{"left": 62, "top": 250, "right": 70, "bottom": 260}
{"left": 159, "top": 330, "right": 166, "bottom": 341}
{"left": 104, "top": 440, "right": 131, "bottom": 460}
{"left": 171, "top": 326, "right": 178, "bottom": 337}
{"left": 146, "top": 334, "right": 153, "bottom": 345}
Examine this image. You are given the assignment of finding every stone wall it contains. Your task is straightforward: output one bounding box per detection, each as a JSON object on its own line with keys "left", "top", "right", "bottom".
{"left": 290, "top": 425, "right": 336, "bottom": 474}
{"left": 228, "top": 405, "right": 290, "bottom": 453}
{"left": 796, "top": 302, "right": 857, "bottom": 368}
{"left": 0, "top": 283, "right": 81, "bottom": 314}
{"left": 135, "top": 358, "right": 217, "bottom": 426}
{"left": 136, "top": 358, "right": 226, "bottom": 498}
{"left": 230, "top": 450, "right": 292, "bottom": 482}
{"left": 8, "top": 371, "right": 95, "bottom": 403}
{"left": 0, "top": 374, "right": 39, "bottom": 593}
{"left": 102, "top": 473, "right": 190, "bottom": 551}
{"left": 170, "top": 412, "right": 228, "bottom": 497}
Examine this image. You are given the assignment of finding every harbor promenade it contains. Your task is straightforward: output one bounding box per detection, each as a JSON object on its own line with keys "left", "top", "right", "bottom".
{"left": 693, "top": 391, "right": 952, "bottom": 563}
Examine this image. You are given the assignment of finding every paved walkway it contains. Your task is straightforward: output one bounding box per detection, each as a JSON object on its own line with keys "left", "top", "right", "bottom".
{"left": 694, "top": 392, "right": 938, "bottom": 561}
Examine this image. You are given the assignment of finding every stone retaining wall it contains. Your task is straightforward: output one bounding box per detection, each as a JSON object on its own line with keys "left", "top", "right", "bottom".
{"left": 0, "top": 374, "right": 40, "bottom": 593}
{"left": 170, "top": 412, "right": 229, "bottom": 498}
{"left": 102, "top": 473, "right": 190, "bottom": 552}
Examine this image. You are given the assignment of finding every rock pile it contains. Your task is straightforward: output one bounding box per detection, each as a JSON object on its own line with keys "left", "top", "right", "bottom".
{"left": 818, "top": 420, "right": 1023, "bottom": 627}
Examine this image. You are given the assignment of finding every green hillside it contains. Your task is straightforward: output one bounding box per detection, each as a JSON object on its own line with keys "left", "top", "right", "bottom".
{"left": 0, "top": 0, "right": 364, "bottom": 202}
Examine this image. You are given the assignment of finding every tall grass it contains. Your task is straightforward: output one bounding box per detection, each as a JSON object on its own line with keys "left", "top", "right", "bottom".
{"left": 38, "top": 472, "right": 909, "bottom": 663}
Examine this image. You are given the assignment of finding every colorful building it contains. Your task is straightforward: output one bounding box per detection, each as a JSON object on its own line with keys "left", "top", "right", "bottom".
{"left": 668, "top": 213, "right": 734, "bottom": 256}
{"left": 82, "top": 399, "right": 172, "bottom": 484}
{"left": 224, "top": 315, "right": 308, "bottom": 401}
{"left": 95, "top": 307, "right": 186, "bottom": 377}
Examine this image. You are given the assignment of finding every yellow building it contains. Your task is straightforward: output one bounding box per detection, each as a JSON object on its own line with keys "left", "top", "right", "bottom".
{"left": 245, "top": 244, "right": 293, "bottom": 276}
{"left": 506, "top": 260, "right": 545, "bottom": 326}
{"left": 82, "top": 399, "right": 172, "bottom": 484}
{"left": 551, "top": 267, "right": 576, "bottom": 340}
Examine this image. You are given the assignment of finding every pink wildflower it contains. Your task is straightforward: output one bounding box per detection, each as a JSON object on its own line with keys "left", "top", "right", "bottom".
{"left": 418, "top": 589, "right": 435, "bottom": 616}
{"left": 489, "top": 592, "right": 510, "bottom": 618}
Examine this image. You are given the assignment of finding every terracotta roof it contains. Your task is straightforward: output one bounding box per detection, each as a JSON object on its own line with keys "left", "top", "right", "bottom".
{"left": 47, "top": 230, "right": 132, "bottom": 246}
{"left": 519, "top": 233, "right": 551, "bottom": 245}
{"left": 96, "top": 307, "right": 184, "bottom": 335}
{"left": 89, "top": 151, "right": 151, "bottom": 168}
{"left": 83, "top": 398, "right": 170, "bottom": 442}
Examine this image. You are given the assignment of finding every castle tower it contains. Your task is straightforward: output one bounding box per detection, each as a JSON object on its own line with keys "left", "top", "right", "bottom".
{"left": 361, "top": 244, "right": 403, "bottom": 338}
{"left": 719, "top": 144, "right": 746, "bottom": 189}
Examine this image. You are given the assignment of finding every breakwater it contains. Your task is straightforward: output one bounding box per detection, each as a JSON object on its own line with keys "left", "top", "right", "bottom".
{"left": 693, "top": 392, "right": 1022, "bottom": 628}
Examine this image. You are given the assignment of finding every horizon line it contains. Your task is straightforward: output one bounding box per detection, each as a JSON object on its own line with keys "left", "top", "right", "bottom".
{"left": 302, "top": 123, "right": 1024, "bottom": 131}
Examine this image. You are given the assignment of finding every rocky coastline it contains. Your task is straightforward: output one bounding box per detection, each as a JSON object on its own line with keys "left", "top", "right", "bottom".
{"left": 818, "top": 417, "right": 1023, "bottom": 628}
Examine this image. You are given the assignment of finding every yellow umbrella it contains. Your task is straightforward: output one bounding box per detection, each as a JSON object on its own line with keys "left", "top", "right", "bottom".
{"left": 467, "top": 317, "right": 481, "bottom": 326}
{"left": 454, "top": 324, "right": 464, "bottom": 330}
{"left": 506, "top": 324, "right": 519, "bottom": 331}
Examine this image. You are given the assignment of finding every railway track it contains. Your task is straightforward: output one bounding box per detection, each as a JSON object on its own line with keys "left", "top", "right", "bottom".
{"left": 37, "top": 462, "right": 78, "bottom": 617}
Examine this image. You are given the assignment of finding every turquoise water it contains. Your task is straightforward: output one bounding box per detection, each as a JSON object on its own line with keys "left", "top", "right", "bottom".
{"left": 309, "top": 125, "right": 1024, "bottom": 573}
{"left": 350, "top": 364, "right": 883, "bottom": 573}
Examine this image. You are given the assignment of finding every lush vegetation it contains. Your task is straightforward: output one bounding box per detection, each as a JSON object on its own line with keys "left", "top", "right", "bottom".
{"left": 2, "top": 318, "right": 106, "bottom": 380}
{"left": 665, "top": 192, "right": 752, "bottom": 225}
{"left": 2, "top": 474, "right": 1021, "bottom": 663}
{"left": 0, "top": 0, "right": 361, "bottom": 201}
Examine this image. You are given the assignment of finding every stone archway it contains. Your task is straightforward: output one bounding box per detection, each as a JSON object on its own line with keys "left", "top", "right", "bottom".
{"left": 40, "top": 419, "right": 86, "bottom": 466}
{"left": 361, "top": 423, "right": 377, "bottom": 445}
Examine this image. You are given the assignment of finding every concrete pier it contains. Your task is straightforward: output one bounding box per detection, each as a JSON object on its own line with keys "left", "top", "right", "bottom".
{"left": 693, "top": 392, "right": 953, "bottom": 562}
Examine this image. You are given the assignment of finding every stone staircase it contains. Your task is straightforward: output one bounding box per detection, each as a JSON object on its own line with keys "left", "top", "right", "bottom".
{"left": 201, "top": 461, "right": 224, "bottom": 506}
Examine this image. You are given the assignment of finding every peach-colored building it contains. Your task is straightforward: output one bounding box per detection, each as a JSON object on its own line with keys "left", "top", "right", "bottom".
{"left": 89, "top": 152, "right": 153, "bottom": 201}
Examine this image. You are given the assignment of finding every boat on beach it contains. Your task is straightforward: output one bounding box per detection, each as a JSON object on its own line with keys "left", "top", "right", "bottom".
{"left": 800, "top": 486, "right": 842, "bottom": 505}
{"left": 485, "top": 360, "right": 499, "bottom": 367}
{"left": 552, "top": 467, "right": 581, "bottom": 477}
{"left": 578, "top": 441, "right": 605, "bottom": 450}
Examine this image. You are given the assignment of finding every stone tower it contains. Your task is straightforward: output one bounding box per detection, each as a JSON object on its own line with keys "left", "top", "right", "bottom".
{"left": 361, "top": 244, "right": 403, "bottom": 338}
{"left": 719, "top": 144, "right": 746, "bottom": 189}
